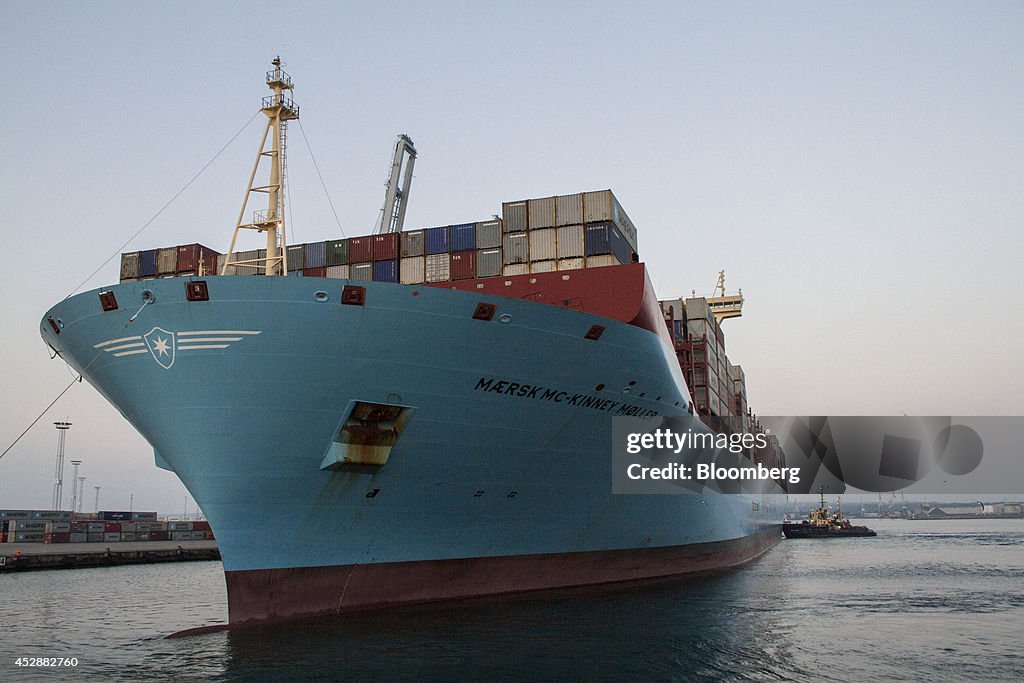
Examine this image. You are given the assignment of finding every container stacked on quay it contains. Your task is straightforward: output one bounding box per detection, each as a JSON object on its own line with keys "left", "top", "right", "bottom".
{"left": 41, "top": 59, "right": 783, "bottom": 626}
{"left": 0, "top": 510, "right": 214, "bottom": 544}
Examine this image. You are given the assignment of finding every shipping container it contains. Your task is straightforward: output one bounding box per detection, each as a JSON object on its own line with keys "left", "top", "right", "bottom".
{"left": 100, "top": 511, "right": 131, "bottom": 521}
{"left": 582, "top": 189, "right": 638, "bottom": 252}
{"left": 450, "top": 250, "right": 476, "bottom": 280}
{"left": 529, "top": 228, "right": 557, "bottom": 261}
{"left": 304, "top": 266, "right": 326, "bottom": 278}
{"left": 120, "top": 522, "right": 137, "bottom": 532}
{"left": 350, "top": 262, "right": 372, "bottom": 281}
{"left": 476, "top": 248, "right": 502, "bottom": 277}
{"left": 286, "top": 244, "right": 305, "bottom": 270}
{"left": 104, "top": 522, "right": 121, "bottom": 533}
{"left": 425, "top": 226, "right": 450, "bottom": 255}
{"left": 584, "top": 255, "right": 622, "bottom": 268}
{"left": 348, "top": 237, "right": 373, "bottom": 263}
{"left": 149, "top": 531, "right": 168, "bottom": 541}
{"left": 171, "top": 531, "right": 193, "bottom": 541}
{"left": 373, "top": 233, "right": 399, "bottom": 261}
{"left": 120, "top": 252, "right": 140, "bottom": 280}
{"left": 139, "top": 249, "right": 158, "bottom": 277}
{"left": 450, "top": 223, "right": 476, "bottom": 252}
{"left": 157, "top": 247, "right": 178, "bottom": 275}
{"left": 502, "top": 264, "right": 530, "bottom": 276}
{"left": 475, "top": 220, "right": 502, "bottom": 249}
{"left": 176, "top": 244, "right": 220, "bottom": 274}
{"left": 69, "top": 532, "right": 87, "bottom": 543}
{"left": 555, "top": 193, "right": 584, "bottom": 226}
{"left": 87, "top": 533, "right": 104, "bottom": 542}
{"left": 530, "top": 260, "right": 557, "bottom": 273}
{"left": 502, "top": 201, "right": 528, "bottom": 232}
{"left": 193, "top": 521, "right": 211, "bottom": 532}
{"left": 400, "top": 256, "right": 425, "bottom": 284}
{"left": 120, "top": 532, "right": 137, "bottom": 542}
{"left": 103, "top": 532, "right": 120, "bottom": 542}
{"left": 44, "top": 532, "right": 71, "bottom": 543}
{"left": 400, "top": 230, "right": 424, "bottom": 257}
{"left": 425, "top": 253, "right": 451, "bottom": 283}
{"left": 556, "top": 225, "right": 585, "bottom": 258}
{"left": 326, "top": 264, "right": 349, "bottom": 279}
{"left": 168, "top": 521, "right": 194, "bottom": 531}
{"left": 502, "top": 232, "right": 529, "bottom": 264}
{"left": 45, "top": 521, "right": 71, "bottom": 533}
{"left": 326, "top": 238, "right": 349, "bottom": 266}
{"left": 13, "top": 532, "right": 45, "bottom": 542}
{"left": 12, "top": 520, "right": 48, "bottom": 531}
{"left": 528, "top": 196, "right": 556, "bottom": 229}
{"left": 557, "top": 258, "right": 585, "bottom": 271}
{"left": 584, "top": 221, "right": 633, "bottom": 264}
{"left": 70, "top": 521, "right": 88, "bottom": 533}
{"left": 304, "top": 241, "right": 327, "bottom": 269}
{"left": 136, "top": 532, "right": 151, "bottom": 541}
{"left": 373, "top": 259, "right": 399, "bottom": 282}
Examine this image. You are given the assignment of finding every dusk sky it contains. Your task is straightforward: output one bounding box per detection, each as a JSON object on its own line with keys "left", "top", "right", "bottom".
{"left": 2, "top": 2, "right": 1021, "bottom": 513}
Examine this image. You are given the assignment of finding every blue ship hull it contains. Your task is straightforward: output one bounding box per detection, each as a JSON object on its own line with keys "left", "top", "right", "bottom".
{"left": 42, "top": 273, "right": 782, "bottom": 623}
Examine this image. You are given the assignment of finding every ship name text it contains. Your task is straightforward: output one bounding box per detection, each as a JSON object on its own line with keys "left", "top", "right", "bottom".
{"left": 474, "top": 377, "right": 658, "bottom": 418}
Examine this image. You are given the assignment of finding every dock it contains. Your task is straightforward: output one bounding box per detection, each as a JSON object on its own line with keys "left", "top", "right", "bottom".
{"left": 0, "top": 540, "right": 219, "bottom": 572}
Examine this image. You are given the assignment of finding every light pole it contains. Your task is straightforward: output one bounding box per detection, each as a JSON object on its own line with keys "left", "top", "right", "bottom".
{"left": 69, "top": 460, "right": 82, "bottom": 515}
{"left": 77, "top": 477, "right": 86, "bottom": 512}
{"left": 94, "top": 486, "right": 101, "bottom": 513}
{"left": 52, "top": 422, "right": 72, "bottom": 511}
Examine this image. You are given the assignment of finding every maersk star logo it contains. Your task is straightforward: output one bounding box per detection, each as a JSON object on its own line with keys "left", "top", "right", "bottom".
{"left": 144, "top": 327, "right": 176, "bottom": 369}
{"left": 94, "top": 329, "right": 262, "bottom": 366}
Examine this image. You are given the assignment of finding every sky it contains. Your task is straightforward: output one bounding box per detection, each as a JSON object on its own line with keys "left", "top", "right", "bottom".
{"left": 2, "top": 1, "right": 1022, "bottom": 513}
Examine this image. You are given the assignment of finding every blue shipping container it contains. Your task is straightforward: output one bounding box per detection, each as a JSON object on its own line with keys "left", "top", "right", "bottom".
{"left": 584, "top": 222, "right": 634, "bottom": 264}
{"left": 304, "top": 241, "right": 327, "bottom": 268}
{"left": 673, "top": 320, "right": 685, "bottom": 342}
{"left": 450, "top": 223, "right": 476, "bottom": 252}
{"left": 373, "top": 259, "right": 399, "bottom": 282}
{"left": 139, "top": 249, "right": 158, "bottom": 277}
{"left": 425, "top": 226, "right": 450, "bottom": 255}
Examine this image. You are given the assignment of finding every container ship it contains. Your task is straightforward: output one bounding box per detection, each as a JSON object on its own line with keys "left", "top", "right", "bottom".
{"left": 40, "top": 59, "right": 783, "bottom": 625}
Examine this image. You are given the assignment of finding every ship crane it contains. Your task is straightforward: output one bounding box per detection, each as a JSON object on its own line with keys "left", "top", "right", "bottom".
{"left": 704, "top": 270, "right": 744, "bottom": 323}
{"left": 374, "top": 134, "right": 417, "bottom": 234}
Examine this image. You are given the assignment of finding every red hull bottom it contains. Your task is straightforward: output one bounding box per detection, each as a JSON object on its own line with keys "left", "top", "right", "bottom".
{"left": 224, "top": 527, "right": 782, "bottom": 625}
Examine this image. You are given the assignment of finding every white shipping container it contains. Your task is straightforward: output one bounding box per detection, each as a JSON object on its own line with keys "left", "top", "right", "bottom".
{"left": 400, "top": 256, "right": 425, "bottom": 284}
{"left": 425, "top": 253, "right": 451, "bottom": 283}
{"left": 555, "top": 225, "right": 584, "bottom": 258}
{"left": 584, "top": 255, "right": 621, "bottom": 269}
{"left": 557, "top": 258, "right": 585, "bottom": 271}
{"left": 528, "top": 196, "right": 556, "bottom": 229}
{"left": 502, "top": 233, "right": 529, "bottom": 264}
{"left": 530, "top": 260, "right": 557, "bottom": 273}
{"left": 326, "top": 265, "right": 349, "bottom": 279}
{"left": 502, "top": 201, "right": 528, "bottom": 232}
{"left": 555, "top": 193, "right": 584, "bottom": 226}
{"left": 475, "top": 220, "right": 502, "bottom": 249}
{"left": 350, "top": 262, "right": 373, "bottom": 281}
{"left": 502, "top": 264, "right": 530, "bottom": 276}
{"left": 528, "top": 229, "right": 557, "bottom": 261}
{"left": 476, "top": 248, "right": 503, "bottom": 277}
{"left": 103, "top": 532, "right": 120, "bottom": 542}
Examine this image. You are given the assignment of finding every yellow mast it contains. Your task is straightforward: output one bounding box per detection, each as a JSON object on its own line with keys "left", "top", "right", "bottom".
{"left": 222, "top": 57, "right": 300, "bottom": 276}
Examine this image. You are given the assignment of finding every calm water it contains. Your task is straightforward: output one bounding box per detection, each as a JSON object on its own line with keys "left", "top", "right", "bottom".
{"left": 2, "top": 519, "right": 1022, "bottom": 681}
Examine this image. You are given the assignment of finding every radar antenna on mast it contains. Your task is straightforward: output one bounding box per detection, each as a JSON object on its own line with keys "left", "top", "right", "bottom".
{"left": 222, "top": 57, "right": 300, "bottom": 276}
{"left": 374, "top": 135, "right": 417, "bottom": 234}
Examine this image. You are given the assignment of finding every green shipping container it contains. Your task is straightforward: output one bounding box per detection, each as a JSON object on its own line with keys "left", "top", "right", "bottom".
{"left": 326, "top": 239, "right": 349, "bottom": 266}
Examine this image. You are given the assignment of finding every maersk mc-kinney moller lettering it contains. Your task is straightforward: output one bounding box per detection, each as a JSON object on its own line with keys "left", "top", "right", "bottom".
{"left": 40, "top": 58, "right": 783, "bottom": 626}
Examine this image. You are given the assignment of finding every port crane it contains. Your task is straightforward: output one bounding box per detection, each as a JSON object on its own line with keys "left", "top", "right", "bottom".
{"left": 374, "top": 134, "right": 417, "bottom": 234}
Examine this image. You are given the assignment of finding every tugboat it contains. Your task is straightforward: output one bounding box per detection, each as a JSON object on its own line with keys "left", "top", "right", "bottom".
{"left": 783, "top": 488, "right": 877, "bottom": 538}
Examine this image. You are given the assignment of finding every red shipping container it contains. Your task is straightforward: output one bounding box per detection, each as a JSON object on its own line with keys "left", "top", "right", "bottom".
{"left": 176, "top": 243, "right": 221, "bottom": 274}
{"left": 304, "top": 266, "right": 326, "bottom": 278}
{"left": 372, "top": 233, "right": 399, "bottom": 261}
{"left": 0, "top": 532, "right": 6, "bottom": 543}
{"left": 44, "top": 532, "right": 71, "bottom": 543}
{"left": 149, "top": 531, "right": 168, "bottom": 541}
{"left": 348, "top": 236, "right": 373, "bottom": 263}
{"left": 104, "top": 522, "right": 121, "bottom": 533}
{"left": 450, "top": 250, "right": 476, "bottom": 280}
{"left": 193, "top": 520, "right": 211, "bottom": 532}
